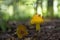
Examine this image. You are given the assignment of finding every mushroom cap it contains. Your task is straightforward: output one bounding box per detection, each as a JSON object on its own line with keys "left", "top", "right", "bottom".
{"left": 16, "top": 25, "right": 28, "bottom": 38}
{"left": 30, "top": 14, "right": 44, "bottom": 24}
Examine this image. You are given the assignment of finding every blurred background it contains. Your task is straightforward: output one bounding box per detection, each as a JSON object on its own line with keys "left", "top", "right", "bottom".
{"left": 0, "top": 0, "right": 60, "bottom": 20}
{"left": 0, "top": 0, "right": 60, "bottom": 40}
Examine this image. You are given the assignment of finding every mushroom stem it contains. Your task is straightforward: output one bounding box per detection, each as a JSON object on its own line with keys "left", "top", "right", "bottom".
{"left": 36, "top": 24, "right": 40, "bottom": 31}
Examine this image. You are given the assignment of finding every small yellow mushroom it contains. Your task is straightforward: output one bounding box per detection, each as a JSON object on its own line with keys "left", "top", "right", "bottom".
{"left": 30, "top": 14, "right": 44, "bottom": 31}
{"left": 16, "top": 25, "right": 28, "bottom": 39}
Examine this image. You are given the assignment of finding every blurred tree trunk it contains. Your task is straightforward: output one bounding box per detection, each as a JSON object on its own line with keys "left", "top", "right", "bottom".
{"left": 13, "top": 0, "right": 17, "bottom": 20}
{"left": 36, "top": 0, "right": 42, "bottom": 14}
{"left": 47, "top": 0, "right": 53, "bottom": 19}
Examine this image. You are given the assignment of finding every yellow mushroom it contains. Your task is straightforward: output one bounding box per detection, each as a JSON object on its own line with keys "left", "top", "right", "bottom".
{"left": 16, "top": 25, "right": 28, "bottom": 39}
{"left": 30, "top": 14, "right": 44, "bottom": 31}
